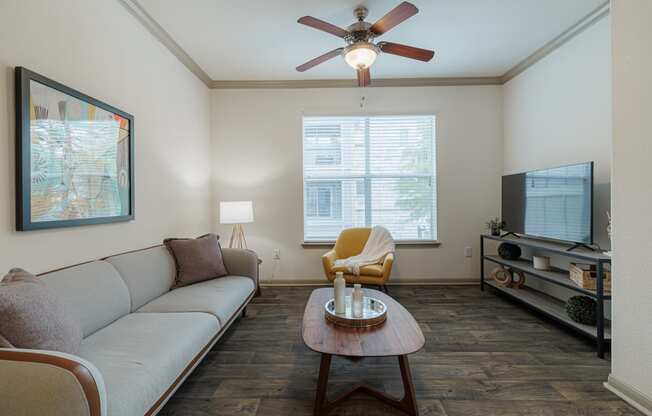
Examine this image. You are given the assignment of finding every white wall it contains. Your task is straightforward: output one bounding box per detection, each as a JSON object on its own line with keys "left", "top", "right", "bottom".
{"left": 502, "top": 16, "right": 612, "bottom": 307}
{"left": 504, "top": 16, "right": 612, "bottom": 248}
{"left": 211, "top": 86, "right": 503, "bottom": 283}
{"left": 608, "top": 0, "right": 652, "bottom": 411}
{"left": 0, "top": 0, "right": 212, "bottom": 273}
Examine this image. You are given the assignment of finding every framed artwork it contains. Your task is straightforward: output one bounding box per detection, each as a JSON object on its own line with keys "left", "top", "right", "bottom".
{"left": 15, "top": 67, "right": 134, "bottom": 231}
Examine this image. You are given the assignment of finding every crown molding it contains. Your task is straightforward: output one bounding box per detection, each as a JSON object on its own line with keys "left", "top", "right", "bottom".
{"left": 501, "top": 1, "right": 610, "bottom": 84}
{"left": 118, "top": 0, "right": 212, "bottom": 88}
{"left": 211, "top": 77, "right": 502, "bottom": 89}
{"left": 120, "top": 0, "right": 609, "bottom": 90}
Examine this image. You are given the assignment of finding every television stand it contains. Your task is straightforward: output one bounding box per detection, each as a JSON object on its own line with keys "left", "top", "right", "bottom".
{"left": 480, "top": 233, "right": 611, "bottom": 358}
{"left": 566, "top": 242, "right": 598, "bottom": 252}
{"left": 500, "top": 231, "right": 520, "bottom": 239}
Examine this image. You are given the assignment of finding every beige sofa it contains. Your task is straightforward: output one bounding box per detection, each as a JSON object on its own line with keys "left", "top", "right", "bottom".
{"left": 0, "top": 245, "right": 259, "bottom": 416}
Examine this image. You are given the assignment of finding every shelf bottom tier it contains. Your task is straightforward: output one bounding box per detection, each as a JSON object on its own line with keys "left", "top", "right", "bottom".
{"left": 485, "top": 280, "right": 611, "bottom": 340}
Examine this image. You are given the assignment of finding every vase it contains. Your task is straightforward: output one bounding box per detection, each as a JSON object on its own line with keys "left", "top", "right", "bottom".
{"left": 334, "top": 272, "right": 346, "bottom": 314}
{"left": 352, "top": 284, "right": 364, "bottom": 318}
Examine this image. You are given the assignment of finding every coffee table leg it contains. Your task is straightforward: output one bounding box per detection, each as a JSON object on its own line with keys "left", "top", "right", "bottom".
{"left": 398, "top": 355, "right": 419, "bottom": 415}
{"left": 313, "top": 353, "right": 418, "bottom": 416}
{"left": 314, "top": 353, "right": 332, "bottom": 416}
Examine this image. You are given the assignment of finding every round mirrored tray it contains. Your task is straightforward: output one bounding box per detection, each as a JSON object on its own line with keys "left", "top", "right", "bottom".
{"left": 324, "top": 296, "right": 387, "bottom": 328}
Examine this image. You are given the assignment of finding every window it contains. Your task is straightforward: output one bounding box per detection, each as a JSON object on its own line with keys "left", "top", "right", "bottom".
{"left": 304, "top": 123, "right": 342, "bottom": 165}
{"left": 303, "top": 116, "right": 437, "bottom": 242}
{"left": 306, "top": 181, "right": 342, "bottom": 218}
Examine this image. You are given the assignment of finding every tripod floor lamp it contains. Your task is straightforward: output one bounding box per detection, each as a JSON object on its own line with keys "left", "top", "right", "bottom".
{"left": 219, "top": 201, "right": 254, "bottom": 249}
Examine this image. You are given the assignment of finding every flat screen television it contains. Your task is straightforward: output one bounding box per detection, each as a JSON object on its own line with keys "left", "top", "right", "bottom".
{"left": 501, "top": 162, "right": 594, "bottom": 245}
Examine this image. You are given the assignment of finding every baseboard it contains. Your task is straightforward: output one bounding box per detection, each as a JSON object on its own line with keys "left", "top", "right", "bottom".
{"left": 605, "top": 375, "right": 652, "bottom": 416}
{"left": 260, "top": 278, "right": 478, "bottom": 287}
{"left": 388, "top": 279, "right": 477, "bottom": 286}
{"left": 260, "top": 280, "right": 327, "bottom": 287}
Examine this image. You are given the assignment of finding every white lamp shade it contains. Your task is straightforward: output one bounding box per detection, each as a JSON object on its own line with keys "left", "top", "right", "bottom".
{"left": 220, "top": 201, "right": 254, "bottom": 224}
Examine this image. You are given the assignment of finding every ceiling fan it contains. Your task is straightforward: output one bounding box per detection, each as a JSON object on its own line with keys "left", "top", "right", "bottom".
{"left": 296, "top": 1, "right": 435, "bottom": 87}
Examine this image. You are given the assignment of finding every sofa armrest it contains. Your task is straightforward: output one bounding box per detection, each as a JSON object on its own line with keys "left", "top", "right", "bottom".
{"left": 0, "top": 348, "right": 107, "bottom": 416}
{"left": 222, "top": 248, "right": 259, "bottom": 289}
{"left": 322, "top": 250, "right": 337, "bottom": 281}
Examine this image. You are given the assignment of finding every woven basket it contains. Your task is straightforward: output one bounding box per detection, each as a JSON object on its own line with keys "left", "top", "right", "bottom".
{"left": 569, "top": 263, "right": 611, "bottom": 293}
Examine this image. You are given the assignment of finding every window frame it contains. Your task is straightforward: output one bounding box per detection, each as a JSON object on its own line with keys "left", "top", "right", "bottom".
{"left": 300, "top": 113, "right": 440, "bottom": 246}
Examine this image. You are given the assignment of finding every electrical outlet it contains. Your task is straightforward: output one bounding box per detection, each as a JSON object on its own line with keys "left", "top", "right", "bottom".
{"left": 273, "top": 248, "right": 281, "bottom": 260}
{"left": 464, "top": 247, "right": 473, "bottom": 258}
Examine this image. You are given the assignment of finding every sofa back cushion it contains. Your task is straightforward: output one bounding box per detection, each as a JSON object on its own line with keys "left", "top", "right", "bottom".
{"left": 105, "top": 246, "right": 175, "bottom": 311}
{"left": 41, "top": 261, "right": 130, "bottom": 338}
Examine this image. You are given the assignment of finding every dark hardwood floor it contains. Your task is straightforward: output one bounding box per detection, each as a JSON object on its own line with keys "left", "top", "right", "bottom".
{"left": 159, "top": 285, "right": 638, "bottom": 416}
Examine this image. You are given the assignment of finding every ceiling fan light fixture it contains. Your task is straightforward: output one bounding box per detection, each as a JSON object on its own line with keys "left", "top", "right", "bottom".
{"left": 296, "top": 2, "right": 434, "bottom": 86}
{"left": 344, "top": 42, "right": 378, "bottom": 70}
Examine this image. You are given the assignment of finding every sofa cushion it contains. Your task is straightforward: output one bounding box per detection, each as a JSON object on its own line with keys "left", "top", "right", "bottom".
{"left": 104, "top": 246, "right": 175, "bottom": 311}
{"left": 164, "top": 234, "right": 228, "bottom": 288}
{"left": 0, "top": 268, "right": 82, "bottom": 354}
{"left": 79, "top": 312, "right": 219, "bottom": 416}
{"left": 137, "top": 276, "right": 254, "bottom": 326}
{"left": 41, "top": 261, "right": 130, "bottom": 338}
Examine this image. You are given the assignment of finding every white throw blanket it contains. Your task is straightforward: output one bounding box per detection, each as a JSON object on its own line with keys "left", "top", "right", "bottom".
{"left": 334, "top": 226, "right": 395, "bottom": 275}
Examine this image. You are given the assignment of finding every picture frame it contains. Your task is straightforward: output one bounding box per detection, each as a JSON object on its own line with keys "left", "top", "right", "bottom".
{"left": 15, "top": 67, "right": 135, "bottom": 231}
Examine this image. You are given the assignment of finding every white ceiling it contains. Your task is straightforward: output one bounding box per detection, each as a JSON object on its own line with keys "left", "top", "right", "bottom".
{"left": 138, "top": 0, "right": 605, "bottom": 81}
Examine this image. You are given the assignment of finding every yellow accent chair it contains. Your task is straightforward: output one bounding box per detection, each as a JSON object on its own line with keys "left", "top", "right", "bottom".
{"left": 321, "top": 227, "right": 394, "bottom": 291}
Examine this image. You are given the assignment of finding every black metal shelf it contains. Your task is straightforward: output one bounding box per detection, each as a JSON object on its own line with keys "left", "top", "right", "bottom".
{"left": 480, "top": 234, "right": 611, "bottom": 358}
{"left": 485, "top": 280, "right": 611, "bottom": 340}
{"left": 481, "top": 234, "right": 611, "bottom": 263}
{"left": 483, "top": 255, "right": 611, "bottom": 299}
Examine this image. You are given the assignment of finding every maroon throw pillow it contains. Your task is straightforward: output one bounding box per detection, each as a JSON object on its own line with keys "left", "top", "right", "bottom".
{"left": 0, "top": 268, "right": 83, "bottom": 354}
{"left": 164, "top": 234, "right": 228, "bottom": 288}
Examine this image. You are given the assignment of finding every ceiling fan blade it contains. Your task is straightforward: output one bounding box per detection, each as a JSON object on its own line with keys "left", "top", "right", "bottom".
{"left": 378, "top": 42, "right": 434, "bottom": 62}
{"left": 296, "top": 48, "right": 344, "bottom": 72}
{"left": 357, "top": 68, "right": 370, "bottom": 87}
{"left": 297, "top": 16, "right": 348, "bottom": 38}
{"left": 369, "top": 2, "right": 418, "bottom": 36}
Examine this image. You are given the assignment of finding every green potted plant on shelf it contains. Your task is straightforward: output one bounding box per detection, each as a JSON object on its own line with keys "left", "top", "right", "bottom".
{"left": 486, "top": 217, "right": 506, "bottom": 236}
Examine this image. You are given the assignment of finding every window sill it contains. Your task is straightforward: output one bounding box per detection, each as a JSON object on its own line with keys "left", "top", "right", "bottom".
{"left": 301, "top": 240, "right": 441, "bottom": 248}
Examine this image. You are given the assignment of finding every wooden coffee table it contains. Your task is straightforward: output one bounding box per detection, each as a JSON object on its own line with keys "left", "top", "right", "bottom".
{"left": 302, "top": 288, "right": 425, "bottom": 416}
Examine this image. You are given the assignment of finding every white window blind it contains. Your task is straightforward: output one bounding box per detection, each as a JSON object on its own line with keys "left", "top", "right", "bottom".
{"left": 303, "top": 115, "right": 437, "bottom": 242}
